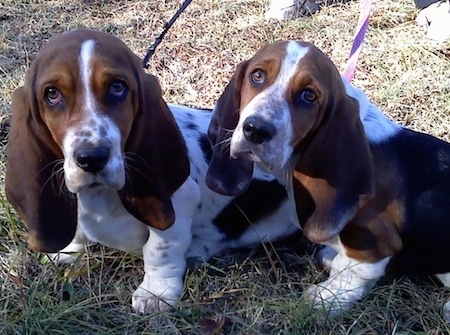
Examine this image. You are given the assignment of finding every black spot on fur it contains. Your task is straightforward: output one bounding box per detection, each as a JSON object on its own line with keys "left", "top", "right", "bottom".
{"left": 214, "top": 180, "right": 288, "bottom": 239}
{"left": 187, "top": 122, "right": 198, "bottom": 130}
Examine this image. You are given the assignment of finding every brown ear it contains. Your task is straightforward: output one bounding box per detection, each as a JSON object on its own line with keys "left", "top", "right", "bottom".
{"left": 205, "top": 61, "right": 254, "bottom": 196}
{"left": 119, "top": 74, "right": 190, "bottom": 230}
{"left": 293, "top": 95, "right": 375, "bottom": 243}
{"left": 5, "top": 86, "right": 77, "bottom": 253}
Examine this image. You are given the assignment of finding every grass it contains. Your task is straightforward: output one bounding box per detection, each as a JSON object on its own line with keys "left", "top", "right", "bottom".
{"left": 1, "top": 0, "right": 450, "bottom": 333}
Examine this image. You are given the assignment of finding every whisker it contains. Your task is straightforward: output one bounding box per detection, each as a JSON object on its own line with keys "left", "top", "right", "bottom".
{"left": 212, "top": 137, "right": 233, "bottom": 155}
{"left": 52, "top": 163, "right": 65, "bottom": 195}
{"left": 56, "top": 168, "right": 75, "bottom": 199}
{"left": 37, "top": 159, "right": 63, "bottom": 177}
{"left": 39, "top": 159, "right": 75, "bottom": 200}
{"left": 211, "top": 138, "right": 230, "bottom": 151}
{"left": 123, "top": 152, "right": 148, "bottom": 166}
{"left": 123, "top": 153, "right": 157, "bottom": 191}
{"left": 217, "top": 126, "right": 235, "bottom": 135}
{"left": 260, "top": 160, "right": 273, "bottom": 173}
{"left": 279, "top": 159, "right": 295, "bottom": 209}
{"left": 39, "top": 159, "right": 63, "bottom": 196}
{"left": 125, "top": 164, "right": 154, "bottom": 185}
{"left": 120, "top": 159, "right": 137, "bottom": 198}
{"left": 120, "top": 165, "right": 133, "bottom": 198}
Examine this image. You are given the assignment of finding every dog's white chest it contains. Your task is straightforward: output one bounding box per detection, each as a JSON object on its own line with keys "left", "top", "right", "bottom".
{"left": 77, "top": 187, "right": 149, "bottom": 252}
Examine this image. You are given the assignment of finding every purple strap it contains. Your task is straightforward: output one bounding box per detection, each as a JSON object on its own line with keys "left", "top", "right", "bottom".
{"left": 342, "top": 0, "right": 372, "bottom": 82}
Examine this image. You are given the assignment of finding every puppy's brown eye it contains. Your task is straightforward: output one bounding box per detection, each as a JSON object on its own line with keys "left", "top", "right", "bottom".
{"left": 250, "top": 70, "right": 266, "bottom": 86}
{"left": 299, "top": 89, "right": 316, "bottom": 105}
{"left": 109, "top": 81, "right": 128, "bottom": 100}
{"left": 44, "top": 87, "right": 63, "bottom": 107}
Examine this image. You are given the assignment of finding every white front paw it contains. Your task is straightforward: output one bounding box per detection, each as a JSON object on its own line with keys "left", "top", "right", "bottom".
{"left": 304, "top": 279, "right": 365, "bottom": 315}
{"left": 46, "top": 242, "right": 87, "bottom": 264}
{"left": 47, "top": 251, "right": 83, "bottom": 264}
{"left": 132, "top": 277, "right": 183, "bottom": 314}
{"left": 443, "top": 301, "right": 450, "bottom": 324}
{"left": 306, "top": 251, "right": 389, "bottom": 315}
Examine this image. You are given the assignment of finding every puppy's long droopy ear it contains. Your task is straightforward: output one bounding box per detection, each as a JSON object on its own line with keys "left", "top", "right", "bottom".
{"left": 5, "top": 87, "right": 78, "bottom": 253}
{"left": 119, "top": 74, "right": 190, "bottom": 230}
{"left": 293, "top": 95, "right": 375, "bottom": 243}
{"left": 205, "top": 61, "right": 254, "bottom": 196}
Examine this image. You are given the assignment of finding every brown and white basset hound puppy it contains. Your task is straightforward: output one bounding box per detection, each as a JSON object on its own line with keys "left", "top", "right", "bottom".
{"left": 205, "top": 40, "right": 450, "bottom": 318}
{"left": 6, "top": 29, "right": 199, "bottom": 313}
{"left": 5, "top": 29, "right": 298, "bottom": 313}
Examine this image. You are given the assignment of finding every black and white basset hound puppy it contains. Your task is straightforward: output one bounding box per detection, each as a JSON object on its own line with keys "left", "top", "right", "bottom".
{"left": 5, "top": 30, "right": 297, "bottom": 314}
{"left": 204, "top": 40, "right": 450, "bottom": 318}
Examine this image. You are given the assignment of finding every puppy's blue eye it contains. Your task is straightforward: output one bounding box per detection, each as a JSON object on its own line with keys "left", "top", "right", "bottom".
{"left": 298, "top": 89, "right": 316, "bottom": 105}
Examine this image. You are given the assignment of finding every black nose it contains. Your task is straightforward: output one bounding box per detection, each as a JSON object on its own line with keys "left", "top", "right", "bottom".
{"left": 243, "top": 116, "right": 276, "bottom": 144}
{"left": 75, "top": 146, "right": 110, "bottom": 173}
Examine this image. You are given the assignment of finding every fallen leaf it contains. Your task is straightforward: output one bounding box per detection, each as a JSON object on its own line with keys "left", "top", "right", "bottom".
{"left": 199, "top": 316, "right": 227, "bottom": 335}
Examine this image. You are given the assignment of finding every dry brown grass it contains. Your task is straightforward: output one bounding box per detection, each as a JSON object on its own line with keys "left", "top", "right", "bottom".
{"left": 1, "top": 0, "right": 450, "bottom": 334}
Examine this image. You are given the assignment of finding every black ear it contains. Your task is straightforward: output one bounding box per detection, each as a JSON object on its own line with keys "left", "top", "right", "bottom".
{"left": 119, "top": 73, "right": 190, "bottom": 230}
{"left": 293, "top": 95, "right": 375, "bottom": 243}
{"left": 205, "top": 61, "right": 254, "bottom": 196}
{"left": 5, "top": 86, "right": 77, "bottom": 253}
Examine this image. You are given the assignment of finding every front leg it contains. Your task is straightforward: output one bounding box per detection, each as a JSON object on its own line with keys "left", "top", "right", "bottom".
{"left": 305, "top": 250, "right": 390, "bottom": 315}
{"left": 305, "top": 209, "right": 402, "bottom": 315}
{"left": 132, "top": 177, "right": 200, "bottom": 313}
{"left": 434, "top": 273, "right": 450, "bottom": 323}
{"left": 186, "top": 226, "right": 228, "bottom": 267}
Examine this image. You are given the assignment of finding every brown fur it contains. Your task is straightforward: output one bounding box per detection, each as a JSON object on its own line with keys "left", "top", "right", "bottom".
{"left": 206, "top": 61, "right": 254, "bottom": 195}
{"left": 207, "top": 40, "right": 402, "bottom": 264}
{"left": 290, "top": 44, "right": 405, "bottom": 263}
{"left": 340, "top": 148, "right": 406, "bottom": 262}
{"left": 5, "top": 30, "right": 189, "bottom": 252}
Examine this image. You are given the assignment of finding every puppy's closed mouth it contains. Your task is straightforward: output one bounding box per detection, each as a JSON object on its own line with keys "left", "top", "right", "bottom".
{"left": 89, "top": 182, "right": 103, "bottom": 188}
{"left": 231, "top": 149, "right": 261, "bottom": 162}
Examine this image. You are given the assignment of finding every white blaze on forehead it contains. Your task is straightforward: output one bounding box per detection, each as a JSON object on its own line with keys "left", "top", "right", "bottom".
{"left": 238, "top": 41, "right": 310, "bottom": 119}
{"left": 247, "top": 41, "right": 309, "bottom": 111}
{"left": 80, "top": 39, "right": 96, "bottom": 114}
{"left": 62, "top": 38, "right": 125, "bottom": 193}
{"left": 275, "top": 41, "right": 309, "bottom": 90}
{"left": 250, "top": 41, "right": 309, "bottom": 100}
{"left": 230, "top": 41, "right": 310, "bottom": 171}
